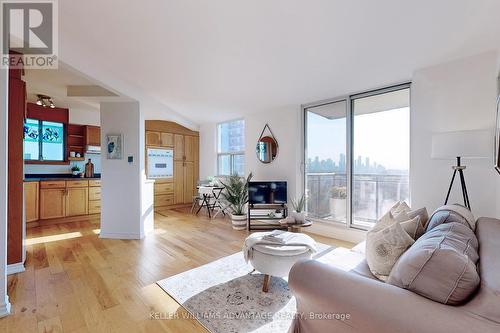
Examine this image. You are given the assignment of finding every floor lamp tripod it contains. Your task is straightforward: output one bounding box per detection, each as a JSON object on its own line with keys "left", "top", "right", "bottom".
{"left": 444, "top": 156, "right": 470, "bottom": 209}
{"left": 431, "top": 130, "right": 491, "bottom": 212}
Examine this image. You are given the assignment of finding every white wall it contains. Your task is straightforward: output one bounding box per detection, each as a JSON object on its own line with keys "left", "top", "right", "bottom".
{"left": 69, "top": 107, "right": 100, "bottom": 126}
{"left": 411, "top": 51, "right": 499, "bottom": 218}
{"left": 0, "top": 67, "right": 11, "bottom": 317}
{"left": 244, "top": 109, "right": 302, "bottom": 202}
{"left": 199, "top": 122, "right": 217, "bottom": 180}
{"left": 99, "top": 101, "right": 147, "bottom": 239}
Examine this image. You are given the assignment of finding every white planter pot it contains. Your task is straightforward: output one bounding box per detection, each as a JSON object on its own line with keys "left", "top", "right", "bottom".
{"left": 290, "top": 211, "right": 305, "bottom": 224}
{"left": 329, "top": 198, "right": 347, "bottom": 219}
{"left": 231, "top": 214, "right": 247, "bottom": 230}
{"left": 72, "top": 171, "right": 80, "bottom": 176}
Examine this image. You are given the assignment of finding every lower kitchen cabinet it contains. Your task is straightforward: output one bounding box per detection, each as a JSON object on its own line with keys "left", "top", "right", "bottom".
{"left": 66, "top": 187, "right": 89, "bottom": 216}
{"left": 27, "top": 179, "right": 101, "bottom": 223}
{"left": 24, "top": 182, "right": 39, "bottom": 222}
{"left": 40, "top": 187, "right": 66, "bottom": 219}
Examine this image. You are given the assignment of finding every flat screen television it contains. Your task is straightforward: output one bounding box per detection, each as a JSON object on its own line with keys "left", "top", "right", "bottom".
{"left": 248, "top": 181, "right": 287, "bottom": 205}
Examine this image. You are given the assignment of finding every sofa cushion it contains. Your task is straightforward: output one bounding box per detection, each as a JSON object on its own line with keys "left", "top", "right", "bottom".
{"left": 387, "top": 222, "right": 480, "bottom": 305}
{"left": 366, "top": 222, "right": 415, "bottom": 281}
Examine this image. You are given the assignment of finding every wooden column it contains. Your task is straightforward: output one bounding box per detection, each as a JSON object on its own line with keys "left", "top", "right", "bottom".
{"left": 7, "top": 64, "right": 26, "bottom": 265}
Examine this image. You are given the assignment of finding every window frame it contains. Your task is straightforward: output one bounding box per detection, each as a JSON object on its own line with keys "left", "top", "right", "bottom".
{"left": 302, "top": 82, "right": 411, "bottom": 231}
{"left": 24, "top": 118, "right": 67, "bottom": 163}
{"left": 216, "top": 118, "right": 245, "bottom": 176}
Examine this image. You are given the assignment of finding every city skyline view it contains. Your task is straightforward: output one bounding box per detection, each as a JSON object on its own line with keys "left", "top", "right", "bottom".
{"left": 306, "top": 153, "right": 409, "bottom": 175}
{"left": 307, "top": 107, "right": 410, "bottom": 171}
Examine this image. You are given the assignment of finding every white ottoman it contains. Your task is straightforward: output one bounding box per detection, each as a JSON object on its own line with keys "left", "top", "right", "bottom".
{"left": 245, "top": 232, "right": 316, "bottom": 292}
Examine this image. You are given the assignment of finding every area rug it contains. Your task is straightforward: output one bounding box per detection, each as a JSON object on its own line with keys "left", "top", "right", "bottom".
{"left": 156, "top": 243, "right": 335, "bottom": 333}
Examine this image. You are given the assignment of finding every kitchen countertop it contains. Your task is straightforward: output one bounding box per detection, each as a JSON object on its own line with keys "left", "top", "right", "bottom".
{"left": 24, "top": 173, "right": 101, "bottom": 182}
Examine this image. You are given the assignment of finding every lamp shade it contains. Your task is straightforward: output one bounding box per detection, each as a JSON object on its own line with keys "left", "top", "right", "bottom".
{"left": 431, "top": 130, "right": 492, "bottom": 160}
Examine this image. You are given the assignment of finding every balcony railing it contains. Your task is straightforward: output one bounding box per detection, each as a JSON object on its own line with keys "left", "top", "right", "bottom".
{"left": 305, "top": 172, "right": 409, "bottom": 226}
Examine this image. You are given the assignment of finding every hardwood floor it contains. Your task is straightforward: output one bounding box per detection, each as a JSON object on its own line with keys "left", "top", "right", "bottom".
{"left": 1, "top": 208, "right": 353, "bottom": 333}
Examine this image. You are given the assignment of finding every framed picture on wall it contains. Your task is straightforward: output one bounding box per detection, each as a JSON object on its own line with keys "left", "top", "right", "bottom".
{"left": 106, "top": 134, "right": 123, "bottom": 160}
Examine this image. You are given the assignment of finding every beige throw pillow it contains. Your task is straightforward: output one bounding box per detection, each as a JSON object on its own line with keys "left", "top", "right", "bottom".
{"left": 396, "top": 207, "right": 429, "bottom": 230}
{"left": 366, "top": 222, "right": 415, "bottom": 281}
{"left": 376, "top": 201, "right": 410, "bottom": 231}
{"left": 400, "top": 216, "right": 424, "bottom": 239}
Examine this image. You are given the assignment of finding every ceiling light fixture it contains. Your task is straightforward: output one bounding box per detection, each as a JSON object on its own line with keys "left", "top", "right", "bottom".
{"left": 36, "top": 94, "right": 56, "bottom": 108}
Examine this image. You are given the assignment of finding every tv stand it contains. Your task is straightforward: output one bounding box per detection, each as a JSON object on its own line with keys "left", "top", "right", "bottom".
{"left": 247, "top": 203, "right": 288, "bottom": 231}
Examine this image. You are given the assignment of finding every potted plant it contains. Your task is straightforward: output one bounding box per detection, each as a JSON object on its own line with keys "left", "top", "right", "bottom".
{"left": 290, "top": 194, "right": 306, "bottom": 224}
{"left": 71, "top": 165, "right": 81, "bottom": 176}
{"left": 220, "top": 172, "right": 253, "bottom": 230}
{"left": 330, "top": 186, "right": 347, "bottom": 220}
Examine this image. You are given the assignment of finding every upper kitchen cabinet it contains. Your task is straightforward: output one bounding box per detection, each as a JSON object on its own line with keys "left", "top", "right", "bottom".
{"left": 146, "top": 130, "right": 174, "bottom": 147}
{"left": 85, "top": 125, "right": 101, "bottom": 146}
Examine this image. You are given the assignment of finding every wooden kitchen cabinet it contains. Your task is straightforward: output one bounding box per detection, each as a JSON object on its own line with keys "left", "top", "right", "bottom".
{"left": 184, "top": 136, "right": 196, "bottom": 162}
{"left": 146, "top": 120, "right": 199, "bottom": 208}
{"left": 27, "top": 180, "right": 100, "bottom": 223}
{"left": 40, "top": 188, "right": 66, "bottom": 219}
{"left": 24, "top": 182, "right": 39, "bottom": 223}
{"left": 146, "top": 131, "right": 161, "bottom": 146}
{"left": 88, "top": 200, "right": 101, "bottom": 214}
{"left": 66, "top": 187, "right": 89, "bottom": 217}
{"left": 174, "top": 134, "right": 184, "bottom": 160}
{"left": 85, "top": 125, "right": 101, "bottom": 146}
{"left": 160, "top": 132, "right": 174, "bottom": 147}
{"left": 184, "top": 162, "right": 195, "bottom": 204}
{"left": 173, "top": 160, "right": 184, "bottom": 204}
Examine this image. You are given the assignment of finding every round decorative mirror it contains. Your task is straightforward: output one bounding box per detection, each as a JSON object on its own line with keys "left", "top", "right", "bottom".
{"left": 256, "top": 124, "right": 278, "bottom": 164}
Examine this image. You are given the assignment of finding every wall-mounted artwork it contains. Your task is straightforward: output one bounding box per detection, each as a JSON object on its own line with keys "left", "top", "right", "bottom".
{"left": 106, "top": 134, "right": 123, "bottom": 159}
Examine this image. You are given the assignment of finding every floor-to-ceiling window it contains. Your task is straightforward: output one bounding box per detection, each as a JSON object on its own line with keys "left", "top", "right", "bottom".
{"left": 304, "top": 84, "right": 410, "bottom": 229}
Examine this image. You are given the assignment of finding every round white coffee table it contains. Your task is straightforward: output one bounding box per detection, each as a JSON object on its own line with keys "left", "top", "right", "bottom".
{"left": 247, "top": 232, "right": 316, "bottom": 292}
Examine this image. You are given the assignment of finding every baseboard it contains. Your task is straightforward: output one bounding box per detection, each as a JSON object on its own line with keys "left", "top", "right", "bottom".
{"left": 7, "top": 262, "right": 25, "bottom": 275}
{"left": 307, "top": 221, "right": 366, "bottom": 244}
{"left": 0, "top": 295, "right": 11, "bottom": 318}
{"left": 99, "top": 231, "right": 143, "bottom": 240}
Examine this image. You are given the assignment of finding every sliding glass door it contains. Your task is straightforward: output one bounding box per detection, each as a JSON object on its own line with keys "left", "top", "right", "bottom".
{"left": 304, "top": 84, "right": 410, "bottom": 229}
{"left": 305, "top": 100, "right": 348, "bottom": 223}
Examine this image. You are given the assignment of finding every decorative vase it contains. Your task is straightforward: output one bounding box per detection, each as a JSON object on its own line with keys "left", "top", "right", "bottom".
{"left": 290, "top": 211, "right": 305, "bottom": 224}
{"left": 329, "top": 198, "right": 347, "bottom": 220}
{"left": 230, "top": 214, "right": 247, "bottom": 230}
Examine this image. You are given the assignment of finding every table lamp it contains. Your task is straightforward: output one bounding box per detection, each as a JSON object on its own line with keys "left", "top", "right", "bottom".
{"left": 431, "top": 129, "right": 492, "bottom": 210}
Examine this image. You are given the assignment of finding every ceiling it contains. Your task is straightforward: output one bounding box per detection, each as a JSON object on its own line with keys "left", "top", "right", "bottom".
{"left": 25, "top": 64, "right": 127, "bottom": 114}
{"left": 56, "top": 0, "right": 500, "bottom": 125}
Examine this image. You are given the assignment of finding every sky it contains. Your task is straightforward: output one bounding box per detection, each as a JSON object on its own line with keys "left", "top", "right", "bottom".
{"left": 307, "top": 107, "right": 410, "bottom": 170}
